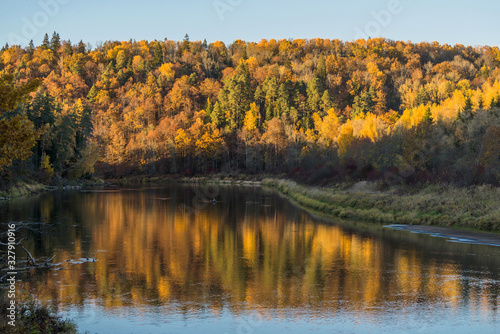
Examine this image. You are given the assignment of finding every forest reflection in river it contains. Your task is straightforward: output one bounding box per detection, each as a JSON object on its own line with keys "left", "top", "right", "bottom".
{"left": 1, "top": 184, "right": 499, "bottom": 333}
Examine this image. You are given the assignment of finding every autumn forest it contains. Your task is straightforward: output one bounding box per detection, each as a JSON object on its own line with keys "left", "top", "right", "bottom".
{"left": 1, "top": 33, "right": 499, "bottom": 186}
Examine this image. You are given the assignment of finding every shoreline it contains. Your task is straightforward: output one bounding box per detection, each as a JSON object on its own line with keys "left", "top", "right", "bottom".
{"left": 261, "top": 179, "right": 500, "bottom": 233}
{"left": 0, "top": 178, "right": 107, "bottom": 201}
{"left": 3, "top": 174, "right": 499, "bottom": 234}
{"left": 108, "top": 174, "right": 500, "bottom": 234}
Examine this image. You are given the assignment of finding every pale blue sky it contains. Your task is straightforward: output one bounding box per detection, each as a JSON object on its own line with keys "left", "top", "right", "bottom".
{"left": 1, "top": 0, "right": 499, "bottom": 47}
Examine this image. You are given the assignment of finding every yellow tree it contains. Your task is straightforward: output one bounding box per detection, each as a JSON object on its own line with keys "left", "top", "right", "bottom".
{"left": 159, "top": 63, "right": 175, "bottom": 82}
{"left": 366, "top": 62, "right": 386, "bottom": 89}
{"left": 337, "top": 120, "right": 355, "bottom": 160}
{"left": 313, "top": 108, "right": 340, "bottom": 146}
{"left": 360, "top": 112, "right": 385, "bottom": 142}
{"left": 196, "top": 124, "right": 225, "bottom": 170}
{"left": 243, "top": 102, "right": 260, "bottom": 131}
{"left": 40, "top": 151, "right": 54, "bottom": 180}
{"left": 241, "top": 103, "right": 261, "bottom": 169}
{"left": 108, "top": 123, "right": 127, "bottom": 163}
{"left": 175, "top": 128, "right": 192, "bottom": 156}
{"left": 166, "top": 76, "right": 197, "bottom": 115}
{"left": 0, "top": 74, "right": 40, "bottom": 170}
{"left": 175, "top": 128, "right": 192, "bottom": 171}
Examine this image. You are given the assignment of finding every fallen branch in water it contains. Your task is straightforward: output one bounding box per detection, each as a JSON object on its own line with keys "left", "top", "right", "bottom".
{"left": 1, "top": 242, "right": 98, "bottom": 284}
{"left": 44, "top": 254, "right": 56, "bottom": 266}
{"left": 22, "top": 245, "right": 37, "bottom": 266}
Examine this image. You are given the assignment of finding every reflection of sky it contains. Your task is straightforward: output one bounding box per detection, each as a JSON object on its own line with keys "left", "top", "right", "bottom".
{"left": 1, "top": 0, "right": 499, "bottom": 47}
{"left": 5, "top": 185, "right": 500, "bottom": 333}
{"left": 59, "top": 303, "right": 498, "bottom": 334}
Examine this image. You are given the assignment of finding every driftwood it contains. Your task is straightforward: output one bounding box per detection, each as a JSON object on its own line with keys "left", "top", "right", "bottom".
{"left": 0, "top": 251, "right": 97, "bottom": 283}
{"left": 45, "top": 254, "right": 56, "bottom": 265}
{"left": 1, "top": 222, "right": 97, "bottom": 284}
{"left": 22, "top": 245, "right": 37, "bottom": 266}
{"left": 19, "top": 246, "right": 55, "bottom": 267}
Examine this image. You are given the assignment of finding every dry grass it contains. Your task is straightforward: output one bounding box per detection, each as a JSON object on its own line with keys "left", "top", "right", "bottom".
{"left": 263, "top": 179, "right": 500, "bottom": 231}
{"left": 1, "top": 181, "right": 46, "bottom": 199}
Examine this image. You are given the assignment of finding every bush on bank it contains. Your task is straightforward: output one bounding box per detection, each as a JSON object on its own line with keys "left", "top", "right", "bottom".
{"left": 0, "top": 292, "right": 77, "bottom": 334}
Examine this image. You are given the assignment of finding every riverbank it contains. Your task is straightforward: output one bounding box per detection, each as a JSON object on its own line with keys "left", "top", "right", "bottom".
{"left": 6, "top": 173, "right": 498, "bottom": 233}
{"left": 107, "top": 174, "right": 500, "bottom": 232}
{"left": 0, "top": 293, "right": 77, "bottom": 333}
{"left": 0, "top": 181, "right": 47, "bottom": 201}
{"left": 262, "top": 179, "right": 500, "bottom": 232}
{"left": 0, "top": 178, "right": 106, "bottom": 201}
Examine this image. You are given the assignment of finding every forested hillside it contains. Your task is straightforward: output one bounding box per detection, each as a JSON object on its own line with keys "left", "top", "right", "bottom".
{"left": 1, "top": 33, "right": 499, "bottom": 185}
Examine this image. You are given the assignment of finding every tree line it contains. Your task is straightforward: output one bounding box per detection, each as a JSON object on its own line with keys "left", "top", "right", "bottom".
{"left": 1, "top": 32, "right": 499, "bottom": 185}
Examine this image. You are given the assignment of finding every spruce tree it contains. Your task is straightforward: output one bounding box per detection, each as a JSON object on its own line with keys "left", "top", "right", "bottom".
{"left": 87, "top": 85, "right": 98, "bottom": 102}
{"left": 28, "top": 40, "right": 35, "bottom": 54}
{"left": 306, "top": 77, "right": 323, "bottom": 118}
{"left": 477, "top": 95, "right": 484, "bottom": 110}
{"left": 205, "top": 98, "right": 213, "bottom": 123}
{"left": 64, "top": 40, "right": 73, "bottom": 55}
{"left": 50, "top": 31, "right": 61, "bottom": 52}
{"left": 53, "top": 112, "right": 77, "bottom": 169}
{"left": 28, "top": 88, "right": 56, "bottom": 129}
{"left": 315, "top": 55, "right": 327, "bottom": 89}
{"left": 490, "top": 93, "right": 500, "bottom": 109}
{"left": 76, "top": 40, "right": 86, "bottom": 54}
{"left": 211, "top": 102, "right": 224, "bottom": 127}
{"left": 462, "top": 95, "right": 473, "bottom": 111}
{"left": 181, "top": 34, "right": 190, "bottom": 52}
{"left": 41, "top": 33, "right": 50, "bottom": 50}
{"left": 152, "top": 42, "right": 163, "bottom": 68}
{"left": 423, "top": 107, "right": 433, "bottom": 125}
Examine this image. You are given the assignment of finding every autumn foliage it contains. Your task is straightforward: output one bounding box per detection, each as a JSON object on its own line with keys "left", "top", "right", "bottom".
{"left": 1, "top": 33, "right": 499, "bottom": 185}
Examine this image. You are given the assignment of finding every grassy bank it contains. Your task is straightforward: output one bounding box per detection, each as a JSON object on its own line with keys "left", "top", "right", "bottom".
{"left": 0, "top": 178, "right": 106, "bottom": 201}
{"left": 0, "top": 293, "right": 77, "bottom": 334}
{"left": 0, "top": 181, "right": 47, "bottom": 200}
{"left": 105, "top": 174, "right": 500, "bottom": 231}
{"left": 263, "top": 179, "right": 500, "bottom": 232}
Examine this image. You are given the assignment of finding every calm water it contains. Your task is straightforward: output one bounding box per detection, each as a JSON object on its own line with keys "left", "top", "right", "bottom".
{"left": 1, "top": 184, "right": 499, "bottom": 334}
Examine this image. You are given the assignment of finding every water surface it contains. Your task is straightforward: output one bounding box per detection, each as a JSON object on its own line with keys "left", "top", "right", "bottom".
{"left": 1, "top": 184, "right": 499, "bottom": 333}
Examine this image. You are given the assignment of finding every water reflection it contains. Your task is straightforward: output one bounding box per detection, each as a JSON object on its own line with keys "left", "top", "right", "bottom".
{"left": 1, "top": 185, "right": 499, "bottom": 332}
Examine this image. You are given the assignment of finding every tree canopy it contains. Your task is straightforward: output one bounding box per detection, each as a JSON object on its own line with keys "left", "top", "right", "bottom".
{"left": 1, "top": 34, "right": 499, "bottom": 185}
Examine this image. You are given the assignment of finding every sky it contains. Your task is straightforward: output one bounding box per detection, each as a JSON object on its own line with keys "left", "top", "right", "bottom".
{"left": 1, "top": 0, "right": 500, "bottom": 48}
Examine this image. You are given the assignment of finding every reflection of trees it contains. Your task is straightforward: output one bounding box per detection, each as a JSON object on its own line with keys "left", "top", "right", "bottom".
{"left": 12, "top": 186, "right": 500, "bottom": 317}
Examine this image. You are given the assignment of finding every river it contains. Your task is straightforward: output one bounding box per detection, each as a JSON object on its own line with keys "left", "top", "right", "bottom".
{"left": 1, "top": 184, "right": 499, "bottom": 333}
